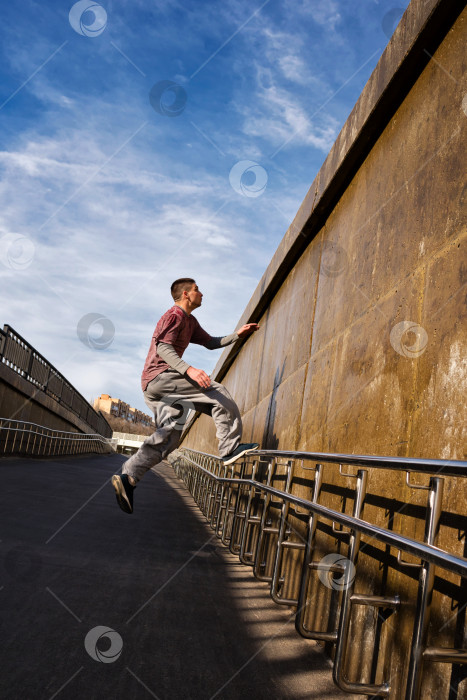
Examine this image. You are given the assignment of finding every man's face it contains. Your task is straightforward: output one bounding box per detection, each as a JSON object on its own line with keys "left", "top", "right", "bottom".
{"left": 186, "top": 283, "right": 203, "bottom": 307}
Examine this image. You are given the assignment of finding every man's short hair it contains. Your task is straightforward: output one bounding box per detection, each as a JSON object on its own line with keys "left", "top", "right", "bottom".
{"left": 171, "top": 278, "right": 196, "bottom": 301}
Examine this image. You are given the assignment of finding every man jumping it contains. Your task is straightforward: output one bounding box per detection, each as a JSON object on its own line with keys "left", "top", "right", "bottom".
{"left": 112, "top": 277, "right": 259, "bottom": 514}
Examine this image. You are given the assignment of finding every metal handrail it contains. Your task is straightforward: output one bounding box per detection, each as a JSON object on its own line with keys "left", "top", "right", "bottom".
{"left": 171, "top": 447, "right": 467, "bottom": 700}
{"left": 177, "top": 449, "right": 467, "bottom": 577}
{"left": 0, "top": 426, "right": 111, "bottom": 444}
{"left": 0, "top": 417, "right": 115, "bottom": 457}
{"left": 182, "top": 447, "right": 467, "bottom": 478}
{"left": 0, "top": 324, "right": 111, "bottom": 437}
{"left": 0, "top": 417, "right": 110, "bottom": 440}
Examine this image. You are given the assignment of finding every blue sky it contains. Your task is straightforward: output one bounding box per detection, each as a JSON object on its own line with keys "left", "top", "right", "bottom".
{"left": 0, "top": 0, "right": 409, "bottom": 415}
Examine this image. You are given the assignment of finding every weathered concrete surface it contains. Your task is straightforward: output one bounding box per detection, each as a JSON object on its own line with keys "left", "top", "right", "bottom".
{"left": 180, "top": 2, "right": 467, "bottom": 698}
{"left": 205, "top": 0, "right": 465, "bottom": 385}
{"left": 0, "top": 455, "right": 357, "bottom": 700}
{"left": 0, "top": 361, "right": 111, "bottom": 437}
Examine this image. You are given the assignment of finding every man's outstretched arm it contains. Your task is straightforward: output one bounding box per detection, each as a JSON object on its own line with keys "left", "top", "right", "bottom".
{"left": 157, "top": 330, "right": 241, "bottom": 373}
{"left": 157, "top": 323, "right": 260, "bottom": 389}
{"left": 187, "top": 323, "right": 260, "bottom": 388}
{"left": 202, "top": 324, "right": 260, "bottom": 348}
{"left": 202, "top": 331, "right": 239, "bottom": 349}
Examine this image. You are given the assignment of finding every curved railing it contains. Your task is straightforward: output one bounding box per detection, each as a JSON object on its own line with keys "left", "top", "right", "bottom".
{"left": 169, "top": 447, "right": 467, "bottom": 700}
{"left": 0, "top": 417, "right": 116, "bottom": 457}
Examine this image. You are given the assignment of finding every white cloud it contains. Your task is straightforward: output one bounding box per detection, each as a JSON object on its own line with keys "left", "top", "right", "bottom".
{"left": 278, "top": 54, "right": 309, "bottom": 85}
{"left": 240, "top": 75, "right": 339, "bottom": 153}
{"left": 291, "top": 0, "right": 342, "bottom": 31}
{"left": 0, "top": 0, "right": 388, "bottom": 420}
{"left": 0, "top": 118, "right": 273, "bottom": 412}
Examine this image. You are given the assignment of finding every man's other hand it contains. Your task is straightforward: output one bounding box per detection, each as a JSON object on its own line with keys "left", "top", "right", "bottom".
{"left": 187, "top": 366, "right": 211, "bottom": 389}
{"left": 237, "top": 323, "right": 260, "bottom": 338}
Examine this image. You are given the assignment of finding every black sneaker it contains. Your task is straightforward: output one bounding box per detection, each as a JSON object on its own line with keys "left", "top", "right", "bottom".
{"left": 222, "top": 443, "right": 259, "bottom": 465}
{"left": 111, "top": 474, "right": 134, "bottom": 514}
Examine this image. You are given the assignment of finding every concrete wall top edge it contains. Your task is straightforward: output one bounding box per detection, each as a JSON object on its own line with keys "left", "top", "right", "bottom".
{"left": 0, "top": 362, "right": 103, "bottom": 435}
{"left": 207, "top": 0, "right": 460, "bottom": 387}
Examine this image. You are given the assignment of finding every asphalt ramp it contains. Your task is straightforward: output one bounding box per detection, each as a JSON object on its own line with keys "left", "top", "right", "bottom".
{"left": 0, "top": 454, "right": 359, "bottom": 700}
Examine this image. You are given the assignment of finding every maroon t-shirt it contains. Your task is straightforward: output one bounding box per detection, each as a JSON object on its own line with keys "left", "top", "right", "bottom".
{"left": 141, "top": 305, "right": 213, "bottom": 390}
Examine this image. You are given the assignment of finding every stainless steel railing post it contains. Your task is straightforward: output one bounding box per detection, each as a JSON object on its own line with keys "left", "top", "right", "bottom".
{"left": 404, "top": 476, "right": 444, "bottom": 700}
{"left": 271, "top": 460, "right": 305, "bottom": 605}
{"left": 253, "top": 459, "right": 277, "bottom": 582}
{"left": 221, "top": 464, "right": 237, "bottom": 545}
{"left": 229, "top": 460, "right": 250, "bottom": 555}
{"left": 19, "top": 421, "right": 25, "bottom": 453}
{"left": 239, "top": 460, "right": 262, "bottom": 566}
{"left": 332, "top": 469, "right": 394, "bottom": 696}
{"left": 200, "top": 459, "right": 211, "bottom": 515}
{"left": 297, "top": 463, "right": 369, "bottom": 646}
{"left": 193, "top": 460, "right": 201, "bottom": 504}
{"left": 210, "top": 461, "right": 225, "bottom": 529}
{"left": 214, "top": 464, "right": 230, "bottom": 537}
{"left": 331, "top": 469, "right": 401, "bottom": 696}
{"left": 205, "top": 470, "right": 217, "bottom": 517}
{"left": 194, "top": 457, "right": 203, "bottom": 505}
{"left": 206, "top": 460, "right": 220, "bottom": 521}
{"left": 203, "top": 458, "right": 213, "bottom": 515}
{"left": 209, "top": 458, "right": 221, "bottom": 519}
{"left": 295, "top": 463, "right": 325, "bottom": 637}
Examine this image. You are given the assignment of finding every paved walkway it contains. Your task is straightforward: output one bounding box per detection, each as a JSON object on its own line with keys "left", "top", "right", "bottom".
{"left": 0, "top": 454, "right": 359, "bottom": 700}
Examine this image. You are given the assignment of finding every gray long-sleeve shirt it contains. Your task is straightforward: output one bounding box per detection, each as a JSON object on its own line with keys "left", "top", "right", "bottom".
{"left": 157, "top": 332, "right": 239, "bottom": 375}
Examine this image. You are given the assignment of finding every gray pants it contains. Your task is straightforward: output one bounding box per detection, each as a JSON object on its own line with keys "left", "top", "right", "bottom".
{"left": 122, "top": 369, "right": 242, "bottom": 483}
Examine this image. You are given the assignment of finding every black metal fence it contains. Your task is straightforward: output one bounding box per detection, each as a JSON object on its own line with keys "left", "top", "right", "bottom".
{"left": 0, "top": 324, "right": 111, "bottom": 437}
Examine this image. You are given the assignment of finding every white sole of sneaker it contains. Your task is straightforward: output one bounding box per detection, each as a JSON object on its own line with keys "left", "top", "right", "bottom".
{"left": 223, "top": 446, "right": 259, "bottom": 466}
{"left": 111, "top": 475, "right": 132, "bottom": 514}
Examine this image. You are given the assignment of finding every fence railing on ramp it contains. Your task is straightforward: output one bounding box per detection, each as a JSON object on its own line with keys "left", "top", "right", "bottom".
{"left": 169, "top": 447, "right": 467, "bottom": 700}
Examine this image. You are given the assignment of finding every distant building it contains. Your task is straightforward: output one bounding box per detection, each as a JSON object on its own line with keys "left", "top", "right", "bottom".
{"left": 93, "top": 394, "right": 154, "bottom": 428}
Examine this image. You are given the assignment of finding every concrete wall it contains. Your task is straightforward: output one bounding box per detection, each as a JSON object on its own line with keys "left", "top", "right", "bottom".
{"left": 180, "top": 1, "right": 467, "bottom": 697}
{"left": 0, "top": 362, "right": 110, "bottom": 437}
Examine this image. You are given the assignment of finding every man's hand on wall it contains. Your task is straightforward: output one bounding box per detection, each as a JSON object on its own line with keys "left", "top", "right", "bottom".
{"left": 237, "top": 323, "right": 260, "bottom": 338}
{"left": 187, "top": 366, "right": 211, "bottom": 388}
